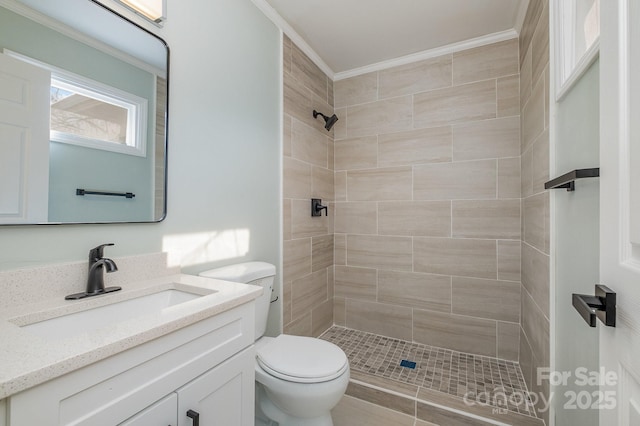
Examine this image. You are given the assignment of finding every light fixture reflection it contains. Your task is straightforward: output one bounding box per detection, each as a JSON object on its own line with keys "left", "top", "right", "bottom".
{"left": 117, "top": 0, "right": 166, "bottom": 25}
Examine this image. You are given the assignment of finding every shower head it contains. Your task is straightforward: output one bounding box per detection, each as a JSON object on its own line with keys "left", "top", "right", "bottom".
{"left": 313, "top": 110, "right": 339, "bottom": 131}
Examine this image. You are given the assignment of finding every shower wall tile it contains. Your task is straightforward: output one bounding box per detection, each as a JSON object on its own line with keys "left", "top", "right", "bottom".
{"left": 519, "top": 0, "right": 544, "bottom": 65}
{"left": 413, "top": 159, "right": 497, "bottom": 201}
{"left": 521, "top": 146, "right": 533, "bottom": 198}
{"left": 414, "top": 237, "right": 497, "bottom": 279}
{"left": 452, "top": 38, "right": 519, "bottom": 85}
{"left": 520, "top": 47, "right": 533, "bottom": 108}
{"left": 334, "top": 72, "right": 378, "bottom": 108}
{"left": 291, "top": 268, "right": 328, "bottom": 320}
{"left": 498, "top": 240, "right": 521, "bottom": 282}
{"left": 532, "top": 128, "right": 550, "bottom": 194}
{"left": 378, "top": 201, "right": 451, "bottom": 237}
{"left": 312, "top": 234, "right": 334, "bottom": 272}
{"left": 377, "top": 127, "right": 452, "bottom": 167}
{"left": 523, "top": 192, "right": 547, "bottom": 252}
{"left": 311, "top": 298, "right": 333, "bottom": 337}
{"left": 283, "top": 157, "right": 311, "bottom": 199}
{"left": 521, "top": 73, "right": 545, "bottom": 153}
{"left": 283, "top": 38, "right": 335, "bottom": 337}
{"left": 331, "top": 38, "right": 522, "bottom": 359}
{"left": 334, "top": 265, "right": 377, "bottom": 301}
{"left": 413, "top": 79, "right": 496, "bottom": 128}
{"left": 521, "top": 287, "right": 550, "bottom": 366}
{"left": 312, "top": 165, "right": 334, "bottom": 200}
{"left": 291, "top": 199, "right": 328, "bottom": 238}
{"left": 335, "top": 171, "right": 347, "bottom": 201}
{"left": 378, "top": 54, "right": 452, "bottom": 99}
{"left": 283, "top": 114, "right": 292, "bottom": 157}
{"left": 498, "top": 157, "right": 521, "bottom": 199}
{"left": 452, "top": 116, "right": 520, "bottom": 161}
{"left": 346, "top": 299, "right": 413, "bottom": 341}
{"left": 291, "top": 120, "right": 328, "bottom": 167}
{"left": 451, "top": 276, "right": 520, "bottom": 322}
{"left": 291, "top": 43, "right": 329, "bottom": 104}
{"left": 497, "top": 74, "right": 520, "bottom": 118}
{"left": 521, "top": 242, "right": 550, "bottom": 319}
{"left": 452, "top": 199, "right": 521, "bottom": 239}
{"left": 531, "top": 2, "right": 549, "bottom": 85}
{"left": 334, "top": 202, "right": 377, "bottom": 234}
{"left": 334, "top": 234, "right": 346, "bottom": 266}
{"left": 283, "top": 238, "right": 311, "bottom": 283}
{"left": 413, "top": 310, "right": 497, "bottom": 357}
{"left": 497, "top": 321, "right": 520, "bottom": 361}
{"left": 347, "top": 234, "right": 413, "bottom": 271}
{"left": 334, "top": 136, "right": 378, "bottom": 171}
{"left": 347, "top": 167, "right": 412, "bottom": 201}
{"left": 347, "top": 96, "right": 413, "bottom": 137}
{"left": 377, "top": 270, "right": 451, "bottom": 312}
{"left": 284, "top": 77, "right": 333, "bottom": 134}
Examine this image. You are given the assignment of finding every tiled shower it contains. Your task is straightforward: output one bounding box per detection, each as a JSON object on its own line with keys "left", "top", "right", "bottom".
{"left": 282, "top": 1, "right": 550, "bottom": 422}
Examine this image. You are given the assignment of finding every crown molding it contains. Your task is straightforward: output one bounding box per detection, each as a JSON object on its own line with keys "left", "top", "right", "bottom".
{"left": 250, "top": 0, "right": 335, "bottom": 78}
{"left": 333, "top": 29, "right": 518, "bottom": 81}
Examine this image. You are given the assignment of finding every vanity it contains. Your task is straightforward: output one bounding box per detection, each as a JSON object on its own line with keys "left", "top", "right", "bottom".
{"left": 0, "top": 254, "right": 262, "bottom": 426}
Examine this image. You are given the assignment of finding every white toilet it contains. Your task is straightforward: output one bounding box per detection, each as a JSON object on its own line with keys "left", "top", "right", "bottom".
{"left": 200, "top": 262, "right": 349, "bottom": 426}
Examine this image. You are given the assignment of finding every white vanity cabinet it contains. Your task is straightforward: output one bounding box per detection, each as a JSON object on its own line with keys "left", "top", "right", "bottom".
{"left": 7, "top": 302, "right": 255, "bottom": 426}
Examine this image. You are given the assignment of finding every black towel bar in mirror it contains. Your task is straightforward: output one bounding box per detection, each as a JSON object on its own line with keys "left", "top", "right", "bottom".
{"left": 545, "top": 168, "right": 599, "bottom": 191}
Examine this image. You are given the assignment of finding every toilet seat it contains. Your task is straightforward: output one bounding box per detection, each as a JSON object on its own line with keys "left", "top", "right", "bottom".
{"left": 256, "top": 335, "right": 348, "bottom": 384}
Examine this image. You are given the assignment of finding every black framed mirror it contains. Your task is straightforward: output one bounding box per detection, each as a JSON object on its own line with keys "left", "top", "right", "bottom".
{"left": 0, "top": 0, "right": 168, "bottom": 224}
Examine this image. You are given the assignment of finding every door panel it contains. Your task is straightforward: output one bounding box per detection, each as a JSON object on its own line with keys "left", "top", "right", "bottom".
{"left": 600, "top": 0, "right": 640, "bottom": 424}
{"left": 0, "top": 53, "right": 50, "bottom": 224}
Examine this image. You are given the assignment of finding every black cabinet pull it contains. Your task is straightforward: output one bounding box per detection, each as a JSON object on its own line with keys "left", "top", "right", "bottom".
{"left": 186, "top": 409, "right": 200, "bottom": 426}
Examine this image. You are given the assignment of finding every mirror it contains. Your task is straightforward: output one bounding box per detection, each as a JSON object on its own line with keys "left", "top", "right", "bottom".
{"left": 0, "top": 0, "right": 168, "bottom": 224}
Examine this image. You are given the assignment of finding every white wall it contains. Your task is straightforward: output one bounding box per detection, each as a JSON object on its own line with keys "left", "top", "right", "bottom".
{"left": 0, "top": 0, "right": 282, "bottom": 323}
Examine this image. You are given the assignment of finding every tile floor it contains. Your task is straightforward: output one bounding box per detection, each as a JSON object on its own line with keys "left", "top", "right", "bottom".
{"left": 320, "top": 326, "right": 536, "bottom": 417}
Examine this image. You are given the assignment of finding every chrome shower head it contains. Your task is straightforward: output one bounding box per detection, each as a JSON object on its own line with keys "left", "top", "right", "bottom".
{"left": 313, "top": 110, "right": 339, "bottom": 131}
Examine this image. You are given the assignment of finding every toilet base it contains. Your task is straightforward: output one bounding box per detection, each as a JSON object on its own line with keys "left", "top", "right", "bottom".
{"left": 257, "top": 383, "right": 334, "bottom": 426}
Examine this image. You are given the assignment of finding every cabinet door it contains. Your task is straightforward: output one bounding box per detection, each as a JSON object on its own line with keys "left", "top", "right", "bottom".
{"left": 177, "top": 346, "right": 255, "bottom": 426}
{"left": 119, "top": 394, "right": 177, "bottom": 426}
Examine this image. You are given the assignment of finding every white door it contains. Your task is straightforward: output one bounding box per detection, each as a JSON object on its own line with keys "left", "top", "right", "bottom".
{"left": 0, "top": 52, "right": 50, "bottom": 224}
{"left": 600, "top": 0, "right": 640, "bottom": 424}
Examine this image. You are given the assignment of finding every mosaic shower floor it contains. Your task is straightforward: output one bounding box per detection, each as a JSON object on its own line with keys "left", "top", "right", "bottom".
{"left": 320, "top": 326, "right": 536, "bottom": 418}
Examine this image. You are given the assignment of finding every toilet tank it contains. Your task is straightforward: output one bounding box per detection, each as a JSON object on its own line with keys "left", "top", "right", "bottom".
{"left": 199, "top": 261, "right": 276, "bottom": 339}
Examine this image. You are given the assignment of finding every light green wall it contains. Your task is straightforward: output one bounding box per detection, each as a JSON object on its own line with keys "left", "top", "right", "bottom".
{"left": 553, "top": 59, "right": 599, "bottom": 426}
{"left": 0, "top": 0, "right": 281, "bottom": 292}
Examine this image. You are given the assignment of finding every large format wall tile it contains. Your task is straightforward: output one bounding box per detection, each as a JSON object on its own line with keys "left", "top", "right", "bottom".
{"left": 414, "top": 160, "right": 497, "bottom": 200}
{"left": 346, "top": 299, "right": 413, "bottom": 341}
{"left": 452, "top": 116, "right": 520, "bottom": 161}
{"left": 292, "top": 269, "right": 328, "bottom": 320}
{"left": 378, "top": 201, "right": 451, "bottom": 237}
{"left": 378, "top": 270, "right": 452, "bottom": 312}
{"left": 335, "top": 202, "right": 377, "bottom": 234}
{"left": 452, "top": 38, "right": 519, "bottom": 85}
{"left": 414, "top": 237, "right": 497, "bottom": 279}
{"left": 291, "top": 118, "right": 329, "bottom": 167}
{"left": 521, "top": 242, "right": 550, "bottom": 319}
{"left": 348, "top": 167, "right": 413, "bottom": 201}
{"left": 497, "top": 74, "right": 520, "bottom": 118}
{"left": 378, "top": 127, "right": 452, "bottom": 167}
{"left": 347, "top": 234, "right": 413, "bottom": 271}
{"left": 414, "top": 80, "right": 496, "bottom": 128}
{"left": 452, "top": 199, "right": 521, "bottom": 239}
{"left": 451, "top": 276, "right": 520, "bottom": 322}
{"left": 378, "top": 54, "right": 452, "bottom": 99}
{"left": 334, "top": 72, "right": 378, "bottom": 108}
{"left": 347, "top": 96, "right": 413, "bottom": 137}
{"left": 335, "top": 265, "right": 377, "bottom": 301}
{"left": 334, "top": 136, "right": 378, "bottom": 171}
{"left": 284, "top": 238, "right": 311, "bottom": 283}
{"left": 413, "top": 310, "right": 497, "bottom": 356}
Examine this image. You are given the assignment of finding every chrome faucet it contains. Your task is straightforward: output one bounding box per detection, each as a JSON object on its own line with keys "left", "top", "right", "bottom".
{"left": 65, "top": 243, "right": 121, "bottom": 300}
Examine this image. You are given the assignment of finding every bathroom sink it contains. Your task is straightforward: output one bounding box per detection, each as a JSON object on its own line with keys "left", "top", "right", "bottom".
{"left": 21, "top": 289, "right": 203, "bottom": 340}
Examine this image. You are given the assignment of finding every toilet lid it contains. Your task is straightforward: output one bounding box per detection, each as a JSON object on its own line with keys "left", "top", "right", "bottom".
{"left": 256, "top": 335, "right": 348, "bottom": 383}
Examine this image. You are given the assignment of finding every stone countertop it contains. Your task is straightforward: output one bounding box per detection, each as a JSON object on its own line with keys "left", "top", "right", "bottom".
{"left": 0, "top": 274, "right": 261, "bottom": 399}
